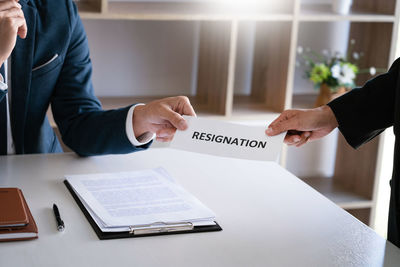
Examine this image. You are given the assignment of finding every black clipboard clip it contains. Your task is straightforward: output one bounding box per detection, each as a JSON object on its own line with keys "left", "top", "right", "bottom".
{"left": 129, "top": 222, "right": 194, "bottom": 235}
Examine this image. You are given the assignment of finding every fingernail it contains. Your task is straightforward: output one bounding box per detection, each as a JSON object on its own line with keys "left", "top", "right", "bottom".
{"left": 158, "top": 133, "right": 168, "bottom": 138}
{"left": 294, "top": 137, "right": 300, "bottom": 142}
{"left": 178, "top": 120, "right": 187, "bottom": 130}
{"left": 266, "top": 127, "right": 273, "bottom": 135}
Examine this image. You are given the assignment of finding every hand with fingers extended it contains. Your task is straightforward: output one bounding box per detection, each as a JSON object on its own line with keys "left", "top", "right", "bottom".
{"left": 265, "top": 105, "right": 339, "bottom": 147}
{"left": 132, "top": 96, "right": 196, "bottom": 142}
{"left": 0, "top": 0, "right": 27, "bottom": 65}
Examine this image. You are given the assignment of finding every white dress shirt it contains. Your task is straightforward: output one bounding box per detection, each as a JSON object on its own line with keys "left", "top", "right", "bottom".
{"left": 0, "top": 59, "right": 15, "bottom": 154}
{"left": 0, "top": 58, "right": 154, "bottom": 153}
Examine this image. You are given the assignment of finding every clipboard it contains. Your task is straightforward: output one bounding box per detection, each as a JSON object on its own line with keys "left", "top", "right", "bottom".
{"left": 64, "top": 180, "right": 222, "bottom": 240}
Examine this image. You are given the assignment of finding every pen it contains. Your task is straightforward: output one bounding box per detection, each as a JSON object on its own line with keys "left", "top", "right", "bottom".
{"left": 53, "top": 203, "right": 65, "bottom": 232}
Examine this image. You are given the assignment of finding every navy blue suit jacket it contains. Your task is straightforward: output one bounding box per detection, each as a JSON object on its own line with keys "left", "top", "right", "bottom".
{"left": 0, "top": 0, "right": 150, "bottom": 156}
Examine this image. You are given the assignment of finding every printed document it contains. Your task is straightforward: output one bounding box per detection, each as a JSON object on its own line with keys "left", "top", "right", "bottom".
{"left": 170, "top": 116, "right": 286, "bottom": 161}
{"left": 65, "top": 168, "right": 216, "bottom": 232}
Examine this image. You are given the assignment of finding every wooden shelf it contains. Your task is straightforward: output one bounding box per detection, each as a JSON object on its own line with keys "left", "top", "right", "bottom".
{"left": 99, "top": 96, "right": 158, "bottom": 109}
{"left": 299, "top": 4, "right": 395, "bottom": 22}
{"left": 98, "top": 96, "right": 230, "bottom": 118}
{"left": 75, "top": 1, "right": 96, "bottom": 13}
{"left": 231, "top": 95, "right": 280, "bottom": 120}
{"left": 346, "top": 208, "right": 371, "bottom": 225}
{"left": 75, "top": 0, "right": 102, "bottom": 15}
{"left": 98, "top": 96, "right": 280, "bottom": 120}
{"left": 292, "top": 94, "right": 317, "bottom": 109}
{"left": 76, "top": 1, "right": 396, "bottom": 22}
{"left": 301, "top": 176, "right": 373, "bottom": 209}
{"left": 78, "top": 1, "right": 294, "bottom": 21}
{"left": 292, "top": 93, "right": 351, "bottom": 109}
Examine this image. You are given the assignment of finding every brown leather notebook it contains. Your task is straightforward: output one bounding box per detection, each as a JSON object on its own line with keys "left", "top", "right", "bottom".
{"left": 0, "top": 188, "right": 38, "bottom": 241}
{"left": 0, "top": 188, "right": 29, "bottom": 228}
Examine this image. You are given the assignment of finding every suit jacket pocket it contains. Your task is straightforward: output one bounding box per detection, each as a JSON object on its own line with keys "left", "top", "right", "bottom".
{"left": 32, "top": 54, "right": 63, "bottom": 78}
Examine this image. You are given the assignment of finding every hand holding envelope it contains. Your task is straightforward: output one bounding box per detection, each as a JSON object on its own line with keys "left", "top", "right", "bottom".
{"left": 170, "top": 116, "right": 286, "bottom": 162}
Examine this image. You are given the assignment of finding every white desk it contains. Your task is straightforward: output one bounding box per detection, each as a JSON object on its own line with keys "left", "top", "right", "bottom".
{"left": 0, "top": 148, "right": 399, "bottom": 266}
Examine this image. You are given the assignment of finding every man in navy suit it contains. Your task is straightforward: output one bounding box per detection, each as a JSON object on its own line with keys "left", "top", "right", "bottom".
{"left": 0, "top": 0, "right": 195, "bottom": 156}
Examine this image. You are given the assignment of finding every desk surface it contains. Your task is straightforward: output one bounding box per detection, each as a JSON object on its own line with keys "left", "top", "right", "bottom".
{"left": 0, "top": 149, "right": 399, "bottom": 267}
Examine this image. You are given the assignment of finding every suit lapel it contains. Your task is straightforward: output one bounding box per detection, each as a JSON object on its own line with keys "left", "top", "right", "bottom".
{"left": 11, "top": 0, "right": 36, "bottom": 154}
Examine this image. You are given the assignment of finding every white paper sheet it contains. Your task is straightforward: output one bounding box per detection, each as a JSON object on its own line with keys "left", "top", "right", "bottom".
{"left": 169, "top": 116, "right": 286, "bottom": 162}
{"left": 65, "top": 168, "right": 216, "bottom": 229}
{"left": 71, "top": 188, "right": 215, "bottom": 232}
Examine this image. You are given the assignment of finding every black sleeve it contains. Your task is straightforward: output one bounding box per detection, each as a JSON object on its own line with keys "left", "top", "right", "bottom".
{"left": 327, "top": 58, "right": 400, "bottom": 149}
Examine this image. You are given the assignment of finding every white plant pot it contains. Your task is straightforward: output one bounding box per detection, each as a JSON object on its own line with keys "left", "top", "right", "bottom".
{"left": 332, "top": 0, "right": 353, "bottom": 15}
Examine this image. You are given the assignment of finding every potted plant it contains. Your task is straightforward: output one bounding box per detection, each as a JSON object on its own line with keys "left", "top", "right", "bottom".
{"left": 297, "top": 40, "right": 381, "bottom": 107}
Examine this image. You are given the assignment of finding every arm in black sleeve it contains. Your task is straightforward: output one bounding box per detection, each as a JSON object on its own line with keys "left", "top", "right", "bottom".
{"left": 327, "top": 58, "right": 400, "bottom": 149}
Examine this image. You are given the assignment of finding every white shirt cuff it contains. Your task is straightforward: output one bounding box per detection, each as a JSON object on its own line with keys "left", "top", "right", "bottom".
{"left": 126, "top": 104, "right": 155, "bottom": 147}
{"left": 0, "top": 74, "right": 7, "bottom": 91}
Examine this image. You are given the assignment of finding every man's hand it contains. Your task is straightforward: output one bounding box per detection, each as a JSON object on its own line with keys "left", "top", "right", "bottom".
{"left": 132, "top": 96, "right": 196, "bottom": 142}
{"left": 266, "top": 105, "right": 339, "bottom": 147}
{"left": 0, "top": 0, "right": 27, "bottom": 65}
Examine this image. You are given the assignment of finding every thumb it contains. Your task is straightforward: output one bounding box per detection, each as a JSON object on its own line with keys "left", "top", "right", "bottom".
{"left": 179, "top": 96, "right": 197, "bottom": 117}
{"left": 18, "top": 23, "right": 28, "bottom": 39}
{"left": 162, "top": 107, "right": 187, "bottom": 131}
{"left": 266, "top": 112, "right": 297, "bottom": 136}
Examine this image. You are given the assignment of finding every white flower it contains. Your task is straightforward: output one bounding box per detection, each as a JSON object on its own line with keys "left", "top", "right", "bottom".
{"left": 297, "top": 46, "right": 303, "bottom": 54}
{"left": 339, "top": 64, "right": 356, "bottom": 85}
{"left": 331, "top": 64, "right": 341, "bottom": 78}
{"left": 350, "top": 39, "right": 356, "bottom": 45}
{"left": 370, "top": 67, "right": 376, "bottom": 75}
{"left": 331, "top": 64, "right": 355, "bottom": 85}
{"left": 352, "top": 52, "right": 360, "bottom": 60}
